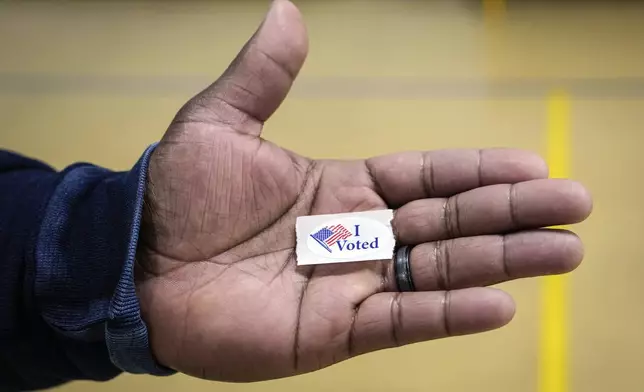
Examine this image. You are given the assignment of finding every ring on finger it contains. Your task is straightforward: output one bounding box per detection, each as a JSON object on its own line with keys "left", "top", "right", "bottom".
{"left": 394, "top": 245, "right": 415, "bottom": 292}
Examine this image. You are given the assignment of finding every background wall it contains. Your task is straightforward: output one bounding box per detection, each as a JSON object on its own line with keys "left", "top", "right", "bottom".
{"left": 1, "top": 0, "right": 642, "bottom": 391}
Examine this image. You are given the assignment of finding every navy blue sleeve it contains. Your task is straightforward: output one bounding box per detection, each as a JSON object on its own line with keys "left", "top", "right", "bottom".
{"left": 0, "top": 144, "right": 175, "bottom": 392}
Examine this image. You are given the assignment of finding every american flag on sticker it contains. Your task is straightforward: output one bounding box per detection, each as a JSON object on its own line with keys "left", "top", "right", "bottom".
{"left": 310, "top": 224, "right": 353, "bottom": 253}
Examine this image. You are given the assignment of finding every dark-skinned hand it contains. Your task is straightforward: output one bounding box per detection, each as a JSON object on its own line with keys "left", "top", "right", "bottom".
{"left": 135, "top": 0, "right": 592, "bottom": 382}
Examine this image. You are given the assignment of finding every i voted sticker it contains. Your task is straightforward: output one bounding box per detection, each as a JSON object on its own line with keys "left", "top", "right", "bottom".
{"left": 295, "top": 209, "right": 395, "bottom": 265}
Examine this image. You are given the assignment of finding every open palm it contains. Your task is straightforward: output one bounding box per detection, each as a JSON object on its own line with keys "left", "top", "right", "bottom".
{"left": 134, "top": 0, "right": 592, "bottom": 383}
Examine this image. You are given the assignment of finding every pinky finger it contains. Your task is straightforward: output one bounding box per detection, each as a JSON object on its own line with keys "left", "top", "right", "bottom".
{"left": 350, "top": 288, "right": 515, "bottom": 357}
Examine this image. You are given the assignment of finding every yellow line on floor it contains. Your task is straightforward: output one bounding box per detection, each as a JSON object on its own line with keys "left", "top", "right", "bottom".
{"left": 482, "top": 0, "right": 507, "bottom": 23}
{"left": 540, "top": 90, "right": 570, "bottom": 392}
{"left": 482, "top": 0, "right": 506, "bottom": 81}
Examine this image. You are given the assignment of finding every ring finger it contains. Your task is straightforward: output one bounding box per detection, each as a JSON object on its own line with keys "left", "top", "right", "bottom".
{"left": 383, "top": 229, "right": 583, "bottom": 292}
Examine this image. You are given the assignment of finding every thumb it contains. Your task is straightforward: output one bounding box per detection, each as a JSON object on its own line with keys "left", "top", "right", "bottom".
{"left": 173, "top": 0, "right": 308, "bottom": 136}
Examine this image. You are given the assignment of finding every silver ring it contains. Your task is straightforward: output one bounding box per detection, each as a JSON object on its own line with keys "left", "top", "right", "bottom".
{"left": 394, "top": 245, "right": 415, "bottom": 292}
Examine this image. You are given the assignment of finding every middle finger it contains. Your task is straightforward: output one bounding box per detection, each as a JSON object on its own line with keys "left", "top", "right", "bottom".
{"left": 393, "top": 178, "right": 591, "bottom": 245}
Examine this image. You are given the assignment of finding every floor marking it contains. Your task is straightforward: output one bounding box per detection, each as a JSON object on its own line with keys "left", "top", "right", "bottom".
{"left": 482, "top": 0, "right": 507, "bottom": 24}
{"left": 540, "top": 90, "right": 570, "bottom": 392}
{"left": 482, "top": 0, "right": 506, "bottom": 81}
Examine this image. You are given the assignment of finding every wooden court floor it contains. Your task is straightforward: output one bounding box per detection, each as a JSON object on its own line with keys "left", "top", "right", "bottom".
{"left": 1, "top": 1, "right": 643, "bottom": 391}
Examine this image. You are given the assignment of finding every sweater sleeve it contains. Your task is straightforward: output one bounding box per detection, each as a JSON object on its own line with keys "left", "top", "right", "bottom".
{"left": 0, "top": 143, "right": 174, "bottom": 392}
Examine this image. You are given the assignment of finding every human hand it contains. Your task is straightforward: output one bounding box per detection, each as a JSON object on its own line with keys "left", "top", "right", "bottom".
{"left": 135, "top": 0, "right": 592, "bottom": 382}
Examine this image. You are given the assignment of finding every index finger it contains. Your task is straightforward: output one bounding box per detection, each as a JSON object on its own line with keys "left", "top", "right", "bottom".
{"left": 365, "top": 148, "right": 549, "bottom": 207}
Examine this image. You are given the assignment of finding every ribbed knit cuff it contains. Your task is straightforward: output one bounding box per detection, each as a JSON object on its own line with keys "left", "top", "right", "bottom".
{"left": 105, "top": 143, "right": 175, "bottom": 376}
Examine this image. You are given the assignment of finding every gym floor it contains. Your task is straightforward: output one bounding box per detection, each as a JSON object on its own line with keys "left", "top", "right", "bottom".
{"left": 1, "top": 1, "right": 643, "bottom": 391}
